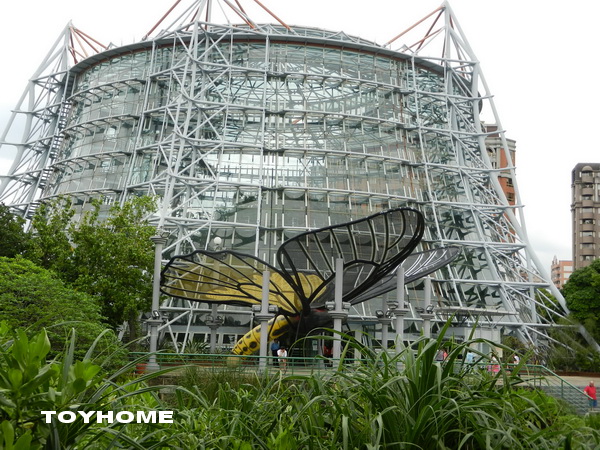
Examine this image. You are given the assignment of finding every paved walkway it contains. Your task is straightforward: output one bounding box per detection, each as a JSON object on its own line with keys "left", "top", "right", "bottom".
{"left": 559, "top": 374, "right": 600, "bottom": 389}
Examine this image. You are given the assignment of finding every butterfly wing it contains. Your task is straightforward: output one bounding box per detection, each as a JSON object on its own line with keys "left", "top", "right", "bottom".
{"left": 340, "top": 246, "right": 461, "bottom": 306}
{"left": 160, "top": 250, "right": 307, "bottom": 315}
{"left": 277, "top": 207, "right": 425, "bottom": 308}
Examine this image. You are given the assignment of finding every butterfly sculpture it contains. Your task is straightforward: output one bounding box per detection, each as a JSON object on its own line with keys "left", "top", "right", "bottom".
{"left": 160, "top": 207, "right": 459, "bottom": 355}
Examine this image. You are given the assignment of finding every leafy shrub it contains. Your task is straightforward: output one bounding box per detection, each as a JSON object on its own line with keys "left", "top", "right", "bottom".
{"left": 0, "top": 323, "right": 174, "bottom": 448}
{"left": 0, "top": 257, "right": 125, "bottom": 364}
{"left": 164, "top": 322, "right": 600, "bottom": 448}
{"left": 4, "top": 320, "right": 600, "bottom": 448}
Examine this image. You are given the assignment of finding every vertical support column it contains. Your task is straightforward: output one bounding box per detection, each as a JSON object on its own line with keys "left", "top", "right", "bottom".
{"left": 332, "top": 258, "right": 344, "bottom": 361}
{"left": 379, "top": 295, "right": 391, "bottom": 350}
{"left": 147, "top": 233, "right": 167, "bottom": 372}
{"left": 421, "top": 277, "right": 434, "bottom": 339}
{"left": 208, "top": 236, "right": 224, "bottom": 354}
{"left": 326, "top": 258, "right": 350, "bottom": 368}
{"left": 257, "top": 270, "right": 272, "bottom": 371}
{"left": 208, "top": 304, "right": 221, "bottom": 354}
{"left": 394, "top": 266, "right": 408, "bottom": 355}
{"left": 353, "top": 329, "right": 362, "bottom": 361}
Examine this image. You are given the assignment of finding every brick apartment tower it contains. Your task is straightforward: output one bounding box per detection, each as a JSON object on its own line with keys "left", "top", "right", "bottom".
{"left": 572, "top": 163, "right": 600, "bottom": 270}
{"left": 550, "top": 256, "right": 573, "bottom": 289}
{"left": 484, "top": 124, "right": 516, "bottom": 206}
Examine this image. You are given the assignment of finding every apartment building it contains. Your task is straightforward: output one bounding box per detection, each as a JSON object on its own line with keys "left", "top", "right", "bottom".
{"left": 572, "top": 163, "right": 600, "bottom": 270}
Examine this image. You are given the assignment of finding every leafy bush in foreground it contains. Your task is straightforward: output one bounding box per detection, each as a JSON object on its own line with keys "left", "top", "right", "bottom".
{"left": 3, "top": 321, "right": 600, "bottom": 449}
{"left": 0, "top": 257, "right": 124, "bottom": 363}
{"left": 167, "top": 323, "right": 600, "bottom": 449}
{"left": 0, "top": 323, "right": 172, "bottom": 449}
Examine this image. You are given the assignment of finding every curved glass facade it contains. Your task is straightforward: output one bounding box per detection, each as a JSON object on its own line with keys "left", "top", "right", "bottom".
{"left": 2, "top": 19, "right": 568, "bottom": 349}
{"left": 51, "top": 34, "right": 431, "bottom": 259}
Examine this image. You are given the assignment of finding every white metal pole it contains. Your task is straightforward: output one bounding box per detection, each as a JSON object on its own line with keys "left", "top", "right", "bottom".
{"left": 258, "top": 270, "right": 271, "bottom": 371}
{"left": 381, "top": 294, "right": 390, "bottom": 350}
{"left": 422, "top": 277, "right": 433, "bottom": 339}
{"left": 209, "top": 303, "right": 219, "bottom": 353}
{"left": 395, "top": 266, "right": 407, "bottom": 354}
{"left": 148, "top": 234, "right": 167, "bottom": 372}
{"left": 332, "top": 258, "right": 344, "bottom": 361}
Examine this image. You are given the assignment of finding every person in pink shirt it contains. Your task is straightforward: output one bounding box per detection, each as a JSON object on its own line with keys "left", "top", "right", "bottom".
{"left": 584, "top": 381, "right": 597, "bottom": 409}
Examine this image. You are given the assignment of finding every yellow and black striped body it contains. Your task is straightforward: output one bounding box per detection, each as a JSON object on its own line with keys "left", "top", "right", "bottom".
{"left": 232, "top": 314, "right": 300, "bottom": 355}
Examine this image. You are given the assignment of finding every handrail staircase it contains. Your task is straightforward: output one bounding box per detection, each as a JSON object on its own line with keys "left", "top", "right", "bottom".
{"left": 517, "top": 365, "right": 592, "bottom": 415}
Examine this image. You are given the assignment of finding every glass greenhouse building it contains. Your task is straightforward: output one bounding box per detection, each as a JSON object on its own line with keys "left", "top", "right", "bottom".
{"left": 0, "top": 2, "right": 571, "bottom": 352}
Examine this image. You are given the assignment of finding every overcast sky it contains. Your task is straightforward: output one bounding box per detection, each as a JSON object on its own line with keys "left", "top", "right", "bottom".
{"left": 1, "top": 0, "right": 598, "bottom": 272}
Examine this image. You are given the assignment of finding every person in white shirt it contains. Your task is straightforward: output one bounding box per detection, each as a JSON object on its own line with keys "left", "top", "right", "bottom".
{"left": 277, "top": 347, "right": 288, "bottom": 371}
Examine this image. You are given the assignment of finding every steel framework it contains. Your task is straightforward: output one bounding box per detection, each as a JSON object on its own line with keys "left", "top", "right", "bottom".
{"left": 0, "top": 1, "right": 574, "bottom": 351}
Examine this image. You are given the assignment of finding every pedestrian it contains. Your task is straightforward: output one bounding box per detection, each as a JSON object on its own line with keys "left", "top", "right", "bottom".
{"left": 270, "top": 339, "right": 280, "bottom": 366}
{"left": 323, "top": 343, "right": 333, "bottom": 367}
{"left": 435, "top": 349, "right": 445, "bottom": 361}
{"left": 465, "top": 350, "right": 475, "bottom": 365}
{"left": 584, "top": 381, "right": 597, "bottom": 409}
{"left": 487, "top": 355, "right": 500, "bottom": 374}
{"left": 277, "top": 346, "right": 288, "bottom": 372}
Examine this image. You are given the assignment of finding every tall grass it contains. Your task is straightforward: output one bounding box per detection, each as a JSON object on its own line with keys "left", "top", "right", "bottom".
{"left": 165, "top": 321, "right": 600, "bottom": 448}
{"left": 5, "top": 321, "right": 600, "bottom": 448}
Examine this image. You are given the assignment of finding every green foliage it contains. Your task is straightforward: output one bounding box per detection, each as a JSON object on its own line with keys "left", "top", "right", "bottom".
{"left": 545, "top": 264, "right": 600, "bottom": 372}
{"left": 545, "top": 315, "right": 600, "bottom": 372}
{"left": 297, "top": 326, "right": 548, "bottom": 449}
{"left": 68, "top": 197, "right": 156, "bottom": 339}
{"left": 3, "top": 321, "right": 600, "bottom": 448}
{"left": 563, "top": 259, "right": 600, "bottom": 327}
{"left": 25, "top": 198, "right": 75, "bottom": 276}
{"left": 0, "top": 324, "right": 56, "bottom": 450}
{"left": 0, "top": 204, "right": 30, "bottom": 258}
{"left": 535, "top": 288, "right": 565, "bottom": 324}
{"left": 0, "top": 257, "right": 123, "bottom": 362}
{"left": 585, "top": 410, "right": 600, "bottom": 429}
{"left": 162, "top": 324, "right": 600, "bottom": 448}
{"left": 0, "top": 324, "right": 176, "bottom": 449}
{"left": 26, "top": 196, "right": 157, "bottom": 341}
{"left": 177, "top": 365, "right": 263, "bottom": 403}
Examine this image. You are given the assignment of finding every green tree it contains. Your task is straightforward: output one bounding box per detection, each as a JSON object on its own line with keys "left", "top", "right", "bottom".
{"left": 546, "top": 262, "right": 600, "bottom": 371}
{"left": 25, "top": 196, "right": 157, "bottom": 342}
{"left": 534, "top": 288, "right": 563, "bottom": 323}
{"left": 0, "top": 203, "right": 31, "bottom": 258}
{"left": 68, "top": 197, "right": 156, "bottom": 341}
{"left": 0, "top": 257, "right": 119, "bottom": 360}
{"left": 25, "top": 198, "right": 75, "bottom": 276}
{"left": 562, "top": 259, "right": 600, "bottom": 325}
